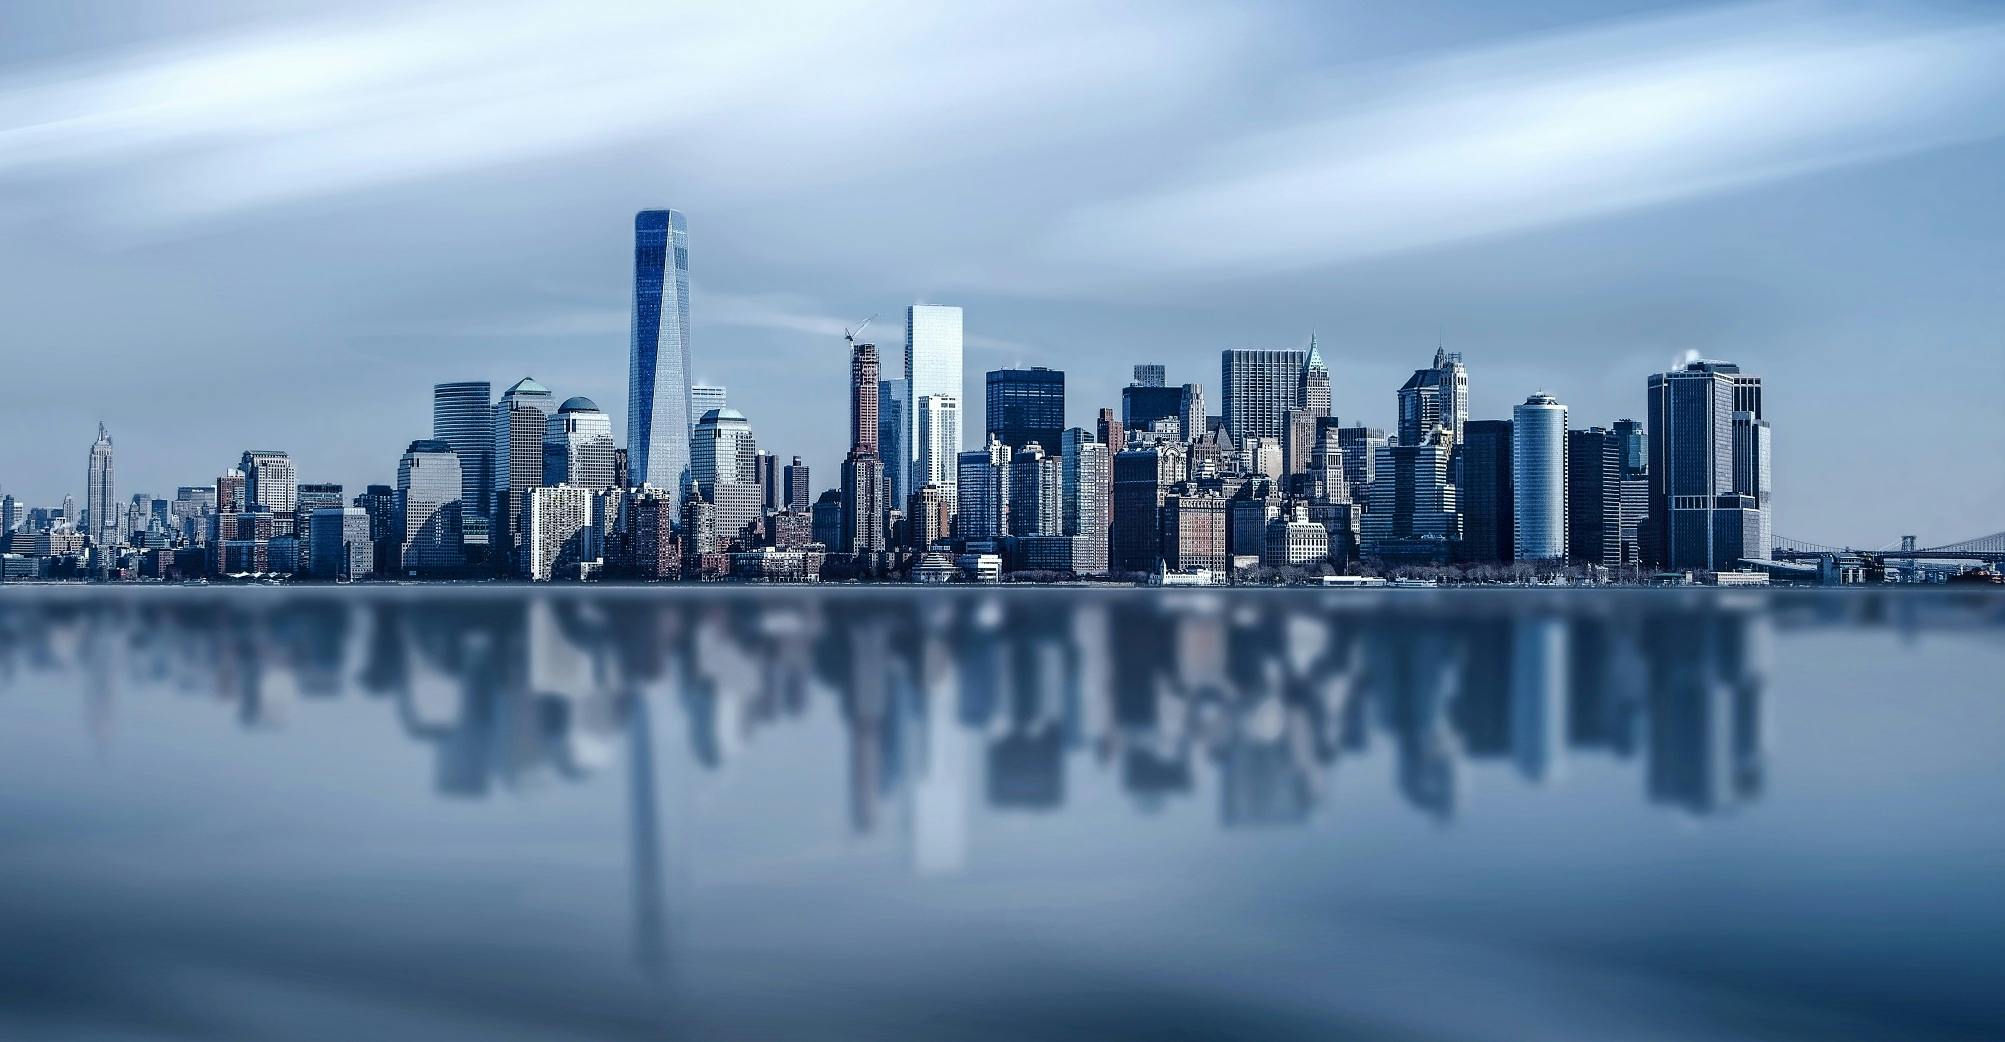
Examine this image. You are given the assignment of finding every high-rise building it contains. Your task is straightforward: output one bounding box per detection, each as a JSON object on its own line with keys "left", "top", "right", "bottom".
{"left": 353, "top": 484, "right": 396, "bottom": 572}
{"left": 630, "top": 487, "right": 679, "bottom": 579}
{"left": 294, "top": 483, "right": 344, "bottom": 571}
{"left": 1613, "top": 418, "right": 1646, "bottom": 477}
{"left": 783, "top": 456, "right": 812, "bottom": 514}
{"left": 1302, "top": 336, "right": 1332, "bottom": 417}
{"left": 1264, "top": 504, "right": 1330, "bottom": 568}
{"left": 1361, "top": 429, "right": 1459, "bottom": 563}
{"left": 986, "top": 367, "right": 1065, "bottom": 455}
{"left": 627, "top": 209, "right": 694, "bottom": 502}
{"left": 541, "top": 396, "right": 617, "bottom": 490}
{"left": 915, "top": 394, "right": 961, "bottom": 503}
{"left": 308, "top": 507, "right": 373, "bottom": 580}
{"left": 692, "top": 407, "right": 761, "bottom": 546}
{"left": 680, "top": 484, "right": 717, "bottom": 575}
{"left": 432, "top": 382, "right": 493, "bottom": 545}
{"left": 1512, "top": 393, "right": 1568, "bottom": 563}
{"left": 908, "top": 484, "right": 953, "bottom": 549}
{"left": 955, "top": 435, "right": 1011, "bottom": 541}
{"left": 1007, "top": 442, "right": 1061, "bottom": 536}
{"left": 85, "top": 423, "right": 116, "bottom": 548}
{"left": 690, "top": 384, "right": 727, "bottom": 428}
{"left": 1397, "top": 347, "right": 1469, "bottom": 447}
{"left": 1162, "top": 491, "right": 1227, "bottom": 575}
{"left": 905, "top": 304, "right": 964, "bottom": 490}
{"left": 1460, "top": 419, "right": 1513, "bottom": 564}
{"left": 397, "top": 440, "right": 463, "bottom": 574}
{"left": 241, "top": 450, "right": 298, "bottom": 523}
{"left": 1061, "top": 428, "right": 1109, "bottom": 574}
{"left": 1221, "top": 349, "right": 1307, "bottom": 444}
{"left": 526, "top": 485, "right": 594, "bottom": 581}
{"left": 1111, "top": 443, "right": 1185, "bottom": 572}
{"left": 850, "top": 343, "right": 880, "bottom": 455}
{"left": 840, "top": 452, "right": 886, "bottom": 554}
{"left": 1096, "top": 408, "right": 1122, "bottom": 558}
{"left": 879, "top": 378, "right": 910, "bottom": 509}
{"left": 491, "top": 377, "right": 555, "bottom": 566}
{"left": 1567, "top": 427, "right": 1623, "bottom": 569}
{"left": 1132, "top": 364, "right": 1166, "bottom": 388}
{"left": 1645, "top": 359, "right": 1768, "bottom": 571}
{"left": 1337, "top": 425, "right": 1386, "bottom": 493}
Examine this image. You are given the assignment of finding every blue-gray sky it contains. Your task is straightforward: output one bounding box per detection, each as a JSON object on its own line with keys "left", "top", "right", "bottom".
{"left": 2, "top": 0, "right": 2001, "bottom": 545}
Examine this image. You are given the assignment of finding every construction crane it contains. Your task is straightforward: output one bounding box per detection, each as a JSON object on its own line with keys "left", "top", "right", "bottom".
{"left": 843, "top": 314, "right": 876, "bottom": 347}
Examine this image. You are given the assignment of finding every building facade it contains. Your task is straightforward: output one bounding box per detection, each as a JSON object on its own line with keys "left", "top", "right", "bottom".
{"left": 627, "top": 208, "right": 694, "bottom": 503}
{"left": 544, "top": 396, "right": 618, "bottom": 490}
{"left": 1512, "top": 393, "right": 1568, "bottom": 563}
{"left": 1221, "top": 349, "right": 1307, "bottom": 444}
{"left": 985, "top": 367, "right": 1065, "bottom": 456}
{"left": 397, "top": 440, "right": 463, "bottom": 574}
{"left": 1460, "top": 419, "right": 1514, "bottom": 564}
{"left": 432, "top": 381, "right": 493, "bottom": 545}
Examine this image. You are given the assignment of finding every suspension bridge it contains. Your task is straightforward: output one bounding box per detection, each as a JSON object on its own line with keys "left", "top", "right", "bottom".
{"left": 1770, "top": 531, "right": 2005, "bottom": 565}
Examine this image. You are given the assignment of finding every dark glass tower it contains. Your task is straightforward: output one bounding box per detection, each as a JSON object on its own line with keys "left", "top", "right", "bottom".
{"left": 986, "top": 367, "right": 1065, "bottom": 454}
{"left": 432, "top": 381, "right": 492, "bottom": 544}
{"left": 627, "top": 209, "right": 693, "bottom": 509}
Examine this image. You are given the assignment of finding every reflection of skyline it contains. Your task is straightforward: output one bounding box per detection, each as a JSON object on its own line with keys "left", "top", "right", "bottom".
{"left": 0, "top": 590, "right": 1817, "bottom": 838}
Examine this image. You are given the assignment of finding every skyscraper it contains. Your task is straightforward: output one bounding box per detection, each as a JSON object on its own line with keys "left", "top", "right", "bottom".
{"left": 1121, "top": 381, "right": 1203, "bottom": 442}
{"left": 1302, "top": 336, "right": 1332, "bottom": 417}
{"left": 544, "top": 397, "right": 618, "bottom": 489}
{"left": 1645, "top": 359, "right": 1768, "bottom": 571}
{"left": 492, "top": 377, "right": 555, "bottom": 566}
{"left": 1007, "top": 442, "right": 1061, "bottom": 536}
{"left": 432, "top": 382, "right": 493, "bottom": 545}
{"left": 850, "top": 343, "right": 880, "bottom": 455}
{"left": 1111, "top": 442, "right": 1185, "bottom": 572}
{"left": 1361, "top": 429, "right": 1459, "bottom": 563}
{"left": 690, "top": 385, "right": 727, "bottom": 428}
{"left": 1460, "top": 419, "right": 1514, "bottom": 564}
{"left": 308, "top": 507, "right": 373, "bottom": 580}
{"left": 1338, "top": 425, "right": 1386, "bottom": 491}
{"left": 397, "top": 439, "right": 463, "bottom": 574}
{"left": 915, "top": 394, "right": 961, "bottom": 501}
{"left": 1061, "top": 427, "right": 1110, "bottom": 574}
{"left": 783, "top": 456, "right": 812, "bottom": 514}
{"left": 955, "top": 436, "right": 1011, "bottom": 541}
{"left": 905, "top": 304, "right": 964, "bottom": 492}
{"left": 1221, "top": 349, "right": 1308, "bottom": 444}
{"left": 879, "top": 378, "right": 910, "bottom": 509}
{"left": 85, "top": 423, "right": 115, "bottom": 548}
{"left": 692, "top": 407, "right": 762, "bottom": 545}
{"left": 240, "top": 450, "right": 298, "bottom": 531}
{"left": 1132, "top": 363, "right": 1166, "bottom": 388}
{"left": 840, "top": 453, "right": 886, "bottom": 554}
{"left": 627, "top": 209, "right": 694, "bottom": 503}
{"left": 1397, "top": 347, "right": 1469, "bottom": 447}
{"left": 1568, "top": 427, "right": 1623, "bottom": 569}
{"left": 985, "top": 367, "right": 1065, "bottom": 455}
{"left": 526, "top": 484, "right": 594, "bottom": 581}
{"left": 1512, "top": 393, "right": 1568, "bottom": 563}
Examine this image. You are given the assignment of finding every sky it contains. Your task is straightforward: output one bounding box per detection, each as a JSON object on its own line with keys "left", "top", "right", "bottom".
{"left": 1, "top": 0, "right": 2001, "bottom": 546}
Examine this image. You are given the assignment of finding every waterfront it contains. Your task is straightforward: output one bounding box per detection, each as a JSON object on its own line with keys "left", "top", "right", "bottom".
{"left": 1, "top": 587, "right": 2001, "bottom": 1040}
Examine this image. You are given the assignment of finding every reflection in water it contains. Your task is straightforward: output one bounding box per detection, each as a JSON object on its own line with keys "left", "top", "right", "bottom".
{"left": 1, "top": 589, "right": 1878, "bottom": 836}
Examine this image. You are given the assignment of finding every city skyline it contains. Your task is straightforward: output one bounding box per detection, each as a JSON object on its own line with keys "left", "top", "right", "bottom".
{"left": 1, "top": 3, "right": 2001, "bottom": 545}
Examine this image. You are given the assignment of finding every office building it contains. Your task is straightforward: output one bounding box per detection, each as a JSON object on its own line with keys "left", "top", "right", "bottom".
{"left": 526, "top": 485, "right": 594, "bottom": 581}
{"left": 1302, "top": 336, "right": 1332, "bottom": 417}
{"left": 1568, "top": 427, "right": 1622, "bottom": 569}
{"left": 432, "top": 382, "right": 493, "bottom": 544}
{"left": 905, "top": 303, "right": 964, "bottom": 484}
{"left": 1614, "top": 418, "right": 1646, "bottom": 476}
{"left": 1336, "top": 425, "right": 1385, "bottom": 492}
{"left": 986, "top": 367, "right": 1065, "bottom": 455}
{"left": 811, "top": 490, "right": 844, "bottom": 549}
{"left": 627, "top": 209, "right": 695, "bottom": 501}
{"left": 1397, "top": 347, "right": 1469, "bottom": 446}
{"left": 909, "top": 484, "right": 954, "bottom": 549}
{"left": 850, "top": 343, "right": 880, "bottom": 455}
{"left": 754, "top": 451, "right": 780, "bottom": 513}
{"left": 1460, "top": 419, "right": 1513, "bottom": 564}
{"left": 1111, "top": 443, "right": 1185, "bottom": 572}
{"left": 1264, "top": 505, "right": 1330, "bottom": 568}
{"left": 1132, "top": 363, "right": 1166, "bottom": 388}
{"left": 1361, "top": 429, "right": 1459, "bottom": 563}
{"left": 691, "top": 384, "right": 727, "bottom": 427}
{"left": 544, "top": 397, "right": 618, "bottom": 490}
{"left": 1061, "top": 428, "right": 1109, "bottom": 574}
{"left": 783, "top": 456, "right": 812, "bottom": 514}
{"left": 956, "top": 436, "right": 1011, "bottom": 541}
{"left": 630, "top": 487, "right": 679, "bottom": 579}
{"left": 1221, "top": 349, "right": 1307, "bottom": 443}
{"left": 1008, "top": 442, "right": 1061, "bottom": 536}
{"left": 916, "top": 394, "right": 961, "bottom": 503}
{"left": 241, "top": 450, "right": 298, "bottom": 522}
{"left": 1229, "top": 485, "right": 1279, "bottom": 560}
{"left": 880, "top": 378, "right": 910, "bottom": 508}
{"left": 397, "top": 439, "right": 463, "bottom": 574}
{"left": 1645, "top": 359, "right": 1768, "bottom": 571}
{"left": 1162, "top": 491, "right": 1228, "bottom": 575}
{"left": 1512, "top": 393, "right": 1568, "bottom": 563}
{"left": 691, "top": 408, "right": 758, "bottom": 489}
{"left": 491, "top": 376, "right": 555, "bottom": 564}
{"left": 840, "top": 453, "right": 886, "bottom": 554}
{"left": 85, "top": 423, "right": 116, "bottom": 547}
{"left": 308, "top": 507, "right": 373, "bottom": 580}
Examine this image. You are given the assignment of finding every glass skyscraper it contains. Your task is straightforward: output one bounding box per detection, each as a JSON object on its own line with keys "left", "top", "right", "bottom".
{"left": 879, "top": 378, "right": 910, "bottom": 509}
{"left": 1645, "top": 359, "right": 1767, "bottom": 571}
{"left": 1512, "top": 393, "right": 1568, "bottom": 562}
{"left": 627, "top": 209, "right": 694, "bottom": 507}
{"left": 1221, "top": 349, "right": 1308, "bottom": 444}
{"left": 905, "top": 305, "right": 963, "bottom": 495}
{"left": 985, "top": 367, "right": 1065, "bottom": 455}
{"left": 432, "top": 381, "right": 492, "bottom": 544}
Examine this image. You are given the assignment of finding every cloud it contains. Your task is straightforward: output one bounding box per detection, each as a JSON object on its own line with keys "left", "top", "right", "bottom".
{"left": 1028, "top": 3, "right": 2005, "bottom": 288}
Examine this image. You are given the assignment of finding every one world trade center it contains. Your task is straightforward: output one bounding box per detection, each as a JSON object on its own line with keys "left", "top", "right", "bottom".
{"left": 627, "top": 208, "right": 694, "bottom": 508}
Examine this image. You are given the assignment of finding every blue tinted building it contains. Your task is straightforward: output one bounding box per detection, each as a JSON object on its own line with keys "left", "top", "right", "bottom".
{"left": 627, "top": 209, "right": 693, "bottom": 510}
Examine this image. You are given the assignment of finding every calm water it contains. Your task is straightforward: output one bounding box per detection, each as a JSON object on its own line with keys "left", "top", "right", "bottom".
{"left": 1, "top": 587, "right": 2001, "bottom": 1041}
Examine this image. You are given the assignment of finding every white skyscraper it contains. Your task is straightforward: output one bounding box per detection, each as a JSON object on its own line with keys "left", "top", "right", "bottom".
{"left": 1513, "top": 392, "right": 1569, "bottom": 562}
{"left": 543, "top": 397, "right": 618, "bottom": 490}
{"left": 905, "top": 304, "right": 963, "bottom": 494}
{"left": 916, "top": 394, "right": 961, "bottom": 502}
{"left": 397, "top": 439, "right": 463, "bottom": 574}
{"left": 85, "top": 422, "right": 115, "bottom": 548}
{"left": 526, "top": 484, "right": 594, "bottom": 581}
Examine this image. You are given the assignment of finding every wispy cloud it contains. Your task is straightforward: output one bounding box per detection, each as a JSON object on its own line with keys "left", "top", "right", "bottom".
{"left": 1030, "top": 3, "right": 2005, "bottom": 287}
